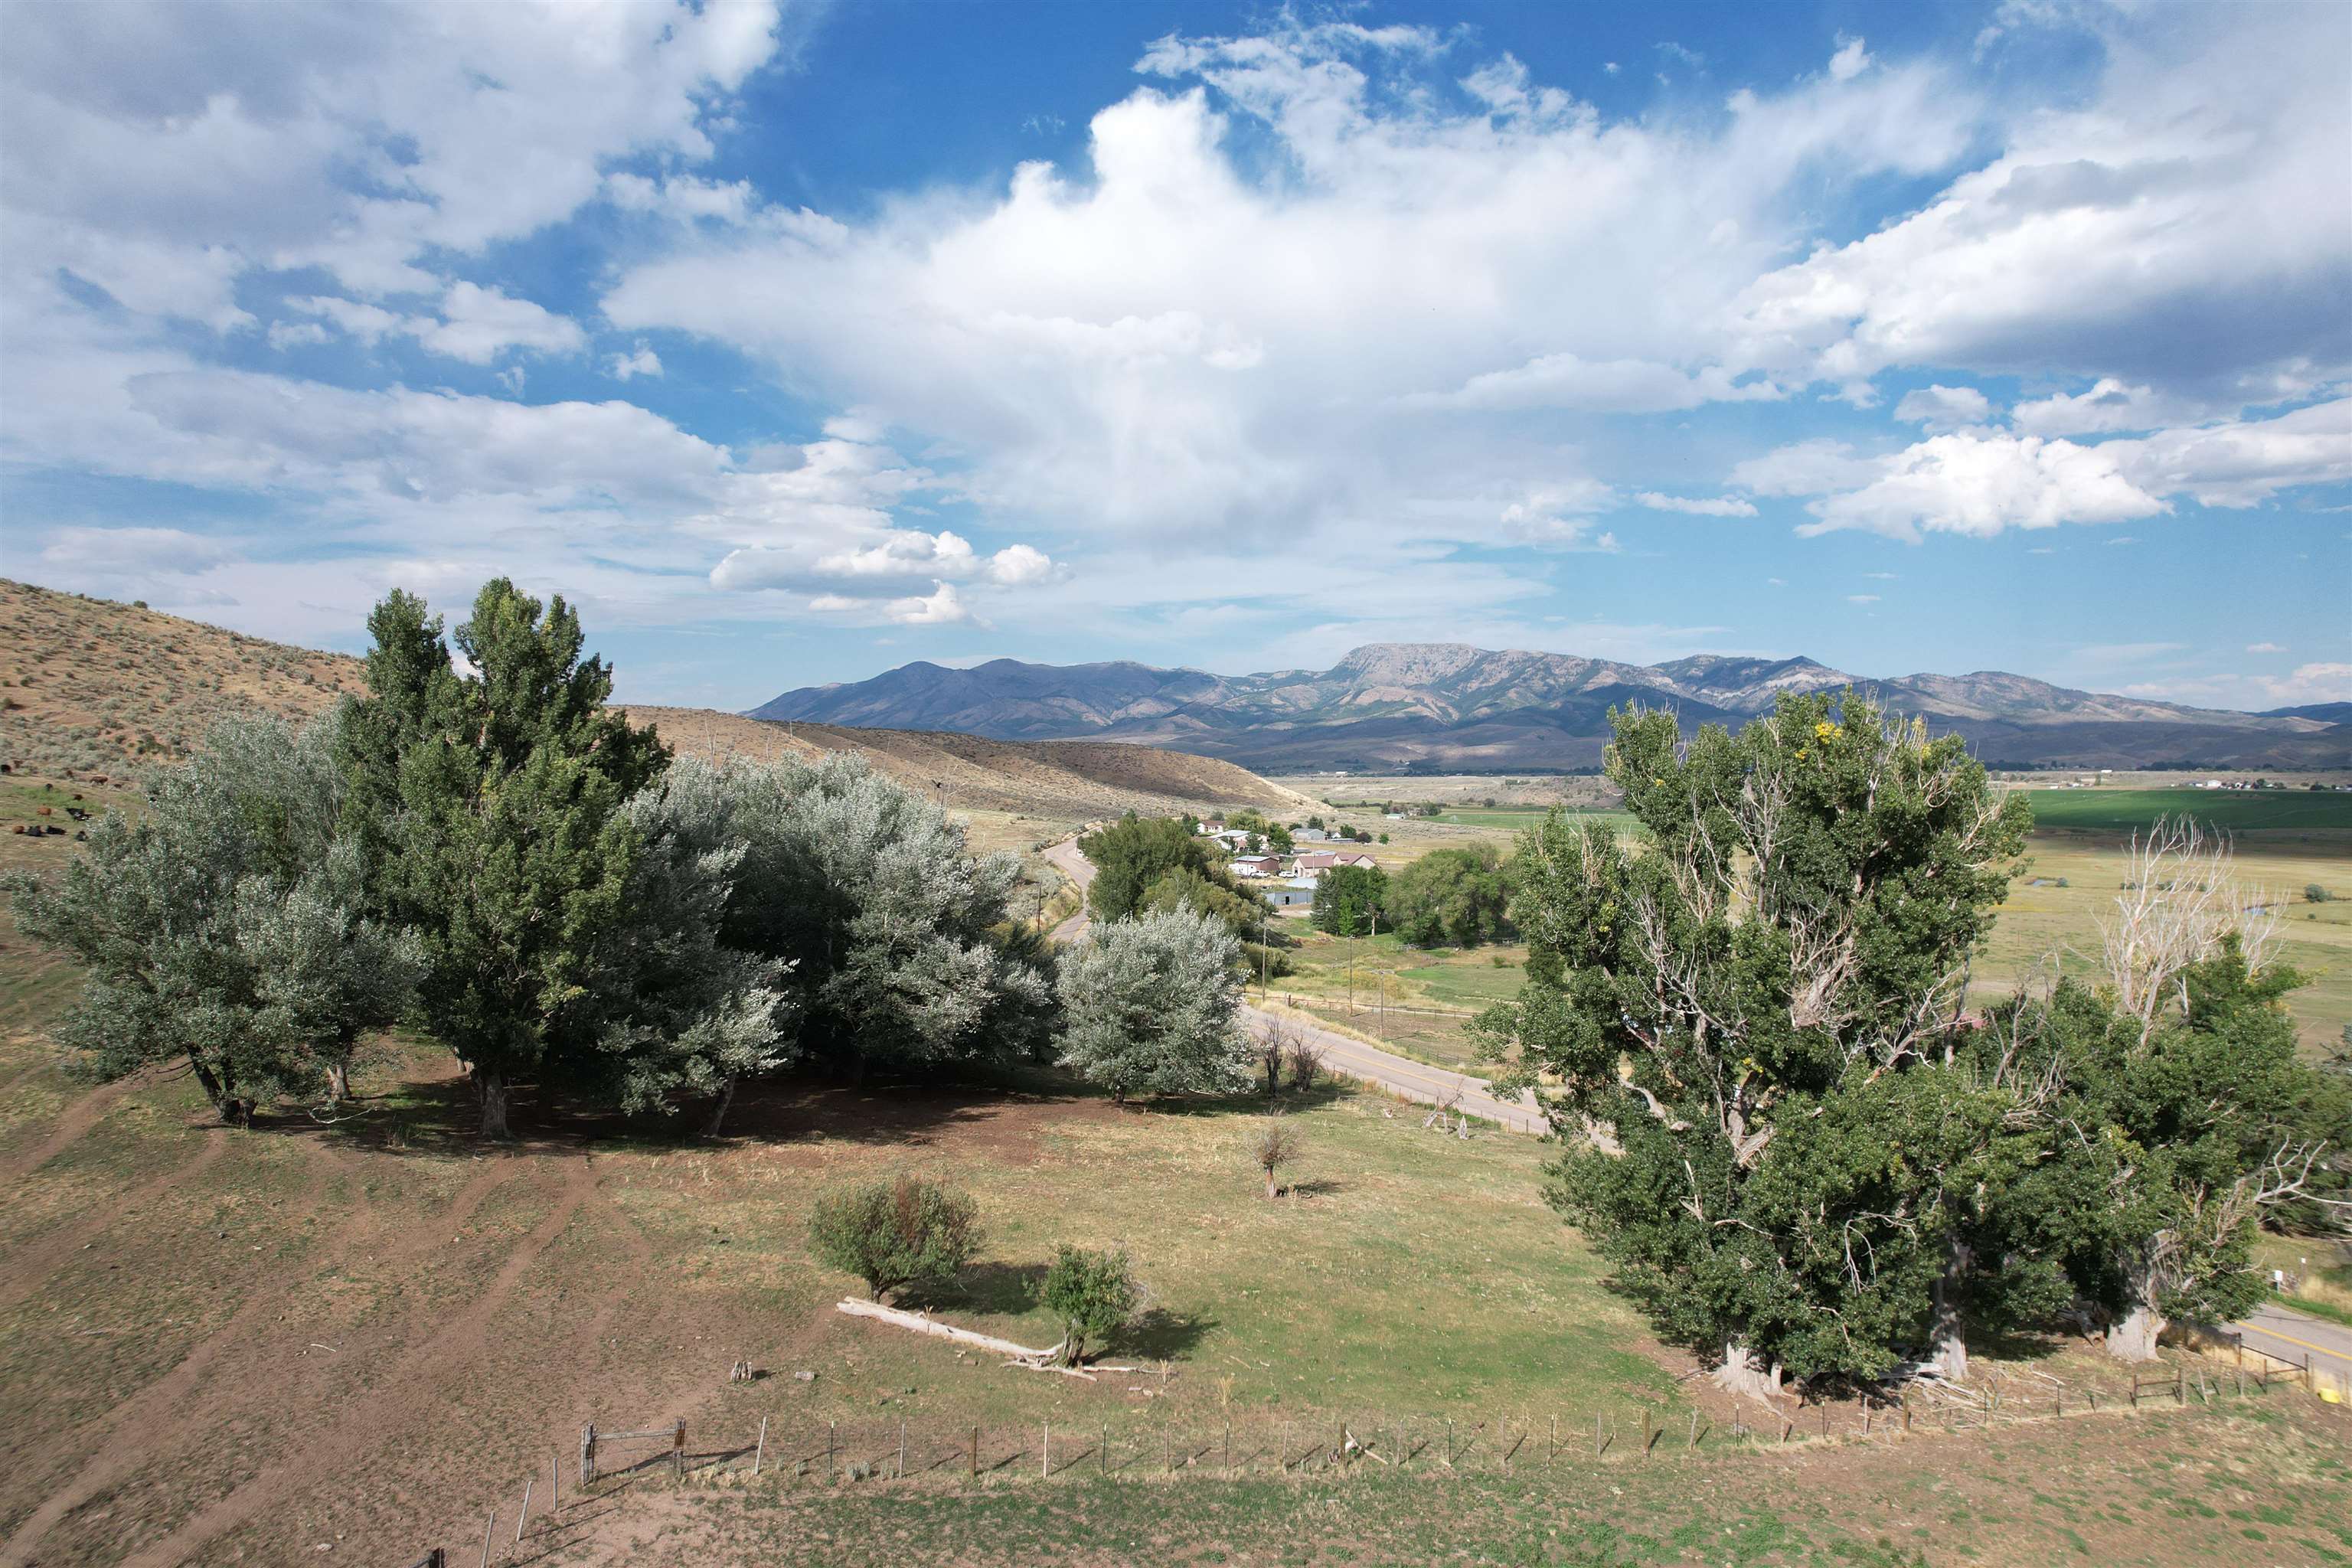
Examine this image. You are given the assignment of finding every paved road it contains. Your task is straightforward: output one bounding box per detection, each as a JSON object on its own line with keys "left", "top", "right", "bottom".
{"left": 1041, "top": 837, "right": 1547, "bottom": 1135}
{"left": 2230, "top": 1300, "right": 2352, "bottom": 1389}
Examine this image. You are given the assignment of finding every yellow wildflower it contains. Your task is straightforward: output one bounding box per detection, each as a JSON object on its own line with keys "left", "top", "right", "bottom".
{"left": 1813, "top": 721, "right": 1837, "bottom": 739}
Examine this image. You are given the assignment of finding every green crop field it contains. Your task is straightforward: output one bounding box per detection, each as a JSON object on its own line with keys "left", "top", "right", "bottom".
{"left": 1434, "top": 805, "right": 1636, "bottom": 834}
{"left": 2014, "top": 787, "right": 2352, "bottom": 836}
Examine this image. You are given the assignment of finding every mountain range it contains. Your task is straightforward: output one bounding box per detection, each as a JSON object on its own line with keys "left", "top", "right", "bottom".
{"left": 750, "top": 643, "right": 2352, "bottom": 773}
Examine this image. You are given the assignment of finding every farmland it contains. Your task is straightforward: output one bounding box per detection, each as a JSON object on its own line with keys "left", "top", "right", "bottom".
{"left": 2011, "top": 786, "right": 2352, "bottom": 836}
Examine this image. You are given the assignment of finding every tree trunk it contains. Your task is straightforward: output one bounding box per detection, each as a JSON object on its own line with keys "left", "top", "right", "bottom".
{"left": 1929, "top": 1240, "right": 1970, "bottom": 1381}
{"left": 2105, "top": 1256, "right": 2164, "bottom": 1361}
{"left": 702, "top": 1078, "right": 736, "bottom": 1139}
{"left": 475, "top": 1065, "right": 512, "bottom": 1141}
{"left": 185, "top": 1049, "right": 234, "bottom": 1121}
{"left": 1264, "top": 1170, "right": 1277, "bottom": 1200}
{"left": 1712, "top": 1341, "right": 1785, "bottom": 1402}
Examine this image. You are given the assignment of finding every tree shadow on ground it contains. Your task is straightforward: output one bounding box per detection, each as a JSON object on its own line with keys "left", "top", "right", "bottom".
{"left": 1142, "top": 1082, "right": 1349, "bottom": 1119}
{"left": 287, "top": 1053, "right": 1104, "bottom": 1161}
{"left": 916, "top": 1260, "right": 1048, "bottom": 1317}
{"left": 1122, "top": 1306, "right": 1215, "bottom": 1361}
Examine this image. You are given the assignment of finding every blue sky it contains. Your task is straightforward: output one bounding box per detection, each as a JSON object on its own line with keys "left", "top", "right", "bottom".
{"left": 2, "top": 0, "right": 2346, "bottom": 713}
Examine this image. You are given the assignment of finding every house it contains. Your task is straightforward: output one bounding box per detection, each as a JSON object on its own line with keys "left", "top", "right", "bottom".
{"left": 1289, "top": 851, "right": 1341, "bottom": 877}
{"left": 1228, "top": 855, "right": 1281, "bottom": 879}
{"left": 1197, "top": 818, "right": 1226, "bottom": 835}
{"left": 1293, "top": 827, "right": 1328, "bottom": 842}
{"left": 1209, "top": 828, "right": 1255, "bottom": 850}
{"left": 1332, "top": 851, "right": 1378, "bottom": 870}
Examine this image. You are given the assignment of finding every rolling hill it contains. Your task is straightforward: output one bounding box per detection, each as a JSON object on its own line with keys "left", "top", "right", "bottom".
{"left": 0, "top": 580, "right": 1308, "bottom": 824}
{"left": 753, "top": 642, "right": 2352, "bottom": 773}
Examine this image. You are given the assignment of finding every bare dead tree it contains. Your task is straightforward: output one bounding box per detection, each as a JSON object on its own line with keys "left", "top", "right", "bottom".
{"left": 1285, "top": 1034, "right": 1328, "bottom": 1093}
{"left": 2097, "top": 816, "right": 2281, "bottom": 1044}
{"left": 1251, "top": 1016, "right": 1302, "bottom": 1099}
{"left": 1250, "top": 1115, "right": 1303, "bottom": 1198}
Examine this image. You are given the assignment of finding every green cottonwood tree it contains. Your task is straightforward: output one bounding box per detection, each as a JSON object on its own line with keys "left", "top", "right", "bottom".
{"left": 5, "top": 713, "right": 420, "bottom": 1120}
{"left": 1385, "top": 844, "right": 1509, "bottom": 947}
{"left": 1309, "top": 863, "right": 1387, "bottom": 936}
{"left": 1078, "top": 815, "right": 1220, "bottom": 924}
{"left": 1478, "top": 695, "right": 2030, "bottom": 1396}
{"left": 343, "top": 581, "right": 668, "bottom": 1137}
{"left": 1056, "top": 905, "right": 1250, "bottom": 1102}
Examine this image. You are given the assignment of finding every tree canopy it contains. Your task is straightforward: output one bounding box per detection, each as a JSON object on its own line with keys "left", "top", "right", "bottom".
{"left": 1056, "top": 905, "right": 1250, "bottom": 1102}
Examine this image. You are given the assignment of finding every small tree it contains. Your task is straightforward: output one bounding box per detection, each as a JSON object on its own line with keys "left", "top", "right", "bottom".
{"left": 808, "top": 1175, "right": 982, "bottom": 1302}
{"left": 1056, "top": 906, "right": 1250, "bottom": 1102}
{"left": 1041, "top": 1245, "right": 1140, "bottom": 1365}
{"left": 2307, "top": 883, "right": 2332, "bottom": 903}
{"left": 1250, "top": 1115, "right": 1302, "bottom": 1198}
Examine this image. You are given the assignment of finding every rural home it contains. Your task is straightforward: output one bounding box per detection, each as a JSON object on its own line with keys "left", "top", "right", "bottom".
{"left": 1228, "top": 855, "right": 1281, "bottom": 879}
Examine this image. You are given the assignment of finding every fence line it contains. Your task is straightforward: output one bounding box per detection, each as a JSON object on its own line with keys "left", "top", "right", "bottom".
{"left": 397, "top": 1344, "right": 2333, "bottom": 1564}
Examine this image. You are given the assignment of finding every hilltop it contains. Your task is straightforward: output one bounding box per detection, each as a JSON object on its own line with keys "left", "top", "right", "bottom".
{"left": 0, "top": 580, "right": 368, "bottom": 778}
{"left": 754, "top": 642, "right": 2352, "bottom": 773}
{"left": 0, "top": 581, "right": 1309, "bottom": 825}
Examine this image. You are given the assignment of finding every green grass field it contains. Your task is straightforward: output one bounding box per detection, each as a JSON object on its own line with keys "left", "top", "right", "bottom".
{"left": 1433, "top": 806, "right": 1637, "bottom": 835}
{"left": 2013, "top": 787, "right": 2352, "bottom": 836}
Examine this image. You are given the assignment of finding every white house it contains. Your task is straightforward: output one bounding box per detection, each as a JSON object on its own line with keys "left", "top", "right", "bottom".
{"left": 1294, "top": 827, "right": 1328, "bottom": 842}
{"left": 1228, "top": 855, "right": 1281, "bottom": 879}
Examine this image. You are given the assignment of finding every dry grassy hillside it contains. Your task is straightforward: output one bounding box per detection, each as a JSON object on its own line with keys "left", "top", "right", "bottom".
{"left": 0, "top": 580, "right": 366, "bottom": 777}
{"left": 0, "top": 581, "right": 1309, "bottom": 828}
{"left": 624, "top": 707, "right": 1319, "bottom": 823}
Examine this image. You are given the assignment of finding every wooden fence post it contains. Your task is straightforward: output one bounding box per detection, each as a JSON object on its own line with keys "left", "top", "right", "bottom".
{"left": 1445, "top": 1419, "right": 1453, "bottom": 1468}
{"left": 675, "top": 1418, "right": 687, "bottom": 1478}
{"left": 2174, "top": 1368, "right": 2184, "bottom": 1406}
{"left": 1042, "top": 1422, "right": 1050, "bottom": 1478}
{"left": 477, "top": 1510, "right": 493, "bottom": 1568}
{"left": 829, "top": 1421, "right": 837, "bottom": 1475}
{"left": 1593, "top": 1412, "right": 1603, "bottom": 1456}
{"left": 1100, "top": 1422, "right": 1109, "bottom": 1475}
{"left": 1223, "top": 1419, "right": 1231, "bottom": 1474}
{"left": 971, "top": 1425, "right": 980, "bottom": 1479}
{"left": 551, "top": 1452, "right": 559, "bottom": 1516}
{"left": 754, "top": 1416, "right": 767, "bottom": 1478}
{"left": 900, "top": 1419, "right": 909, "bottom": 1479}
{"left": 1688, "top": 1410, "right": 1700, "bottom": 1449}
{"left": 580, "top": 1423, "right": 596, "bottom": 1486}
{"left": 515, "top": 1478, "right": 532, "bottom": 1544}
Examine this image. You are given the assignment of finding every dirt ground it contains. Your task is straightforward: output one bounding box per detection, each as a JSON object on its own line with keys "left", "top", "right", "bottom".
{"left": 6, "top": 1027, "right": 2347, "bottom": 1568}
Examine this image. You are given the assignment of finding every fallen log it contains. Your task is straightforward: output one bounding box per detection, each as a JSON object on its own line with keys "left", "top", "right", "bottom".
{"left": 837, "top": 1298, "right": 1067, "bottom": 1363}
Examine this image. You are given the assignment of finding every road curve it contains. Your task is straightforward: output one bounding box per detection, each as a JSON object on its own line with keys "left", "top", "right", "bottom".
{"left": 2229, "top": 1300, "right": 2352, "bottom": 1389}
{"left": 1041, "top": 837, "right": 1547, "bottom": 1136}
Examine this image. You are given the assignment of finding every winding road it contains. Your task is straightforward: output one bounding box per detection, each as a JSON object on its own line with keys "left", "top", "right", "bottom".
{"left": 1043, "top": 837, "right": 1547, "bottom": 1135}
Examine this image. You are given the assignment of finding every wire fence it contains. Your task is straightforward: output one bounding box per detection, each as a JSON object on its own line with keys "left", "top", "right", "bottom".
{"left": 398, "top": 1334, "right": 2339, "bottom": 1566}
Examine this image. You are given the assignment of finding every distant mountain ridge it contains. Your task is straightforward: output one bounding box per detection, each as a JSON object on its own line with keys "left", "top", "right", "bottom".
{"left": 751, "top": 642, "right": 2352, "bottom": 773}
